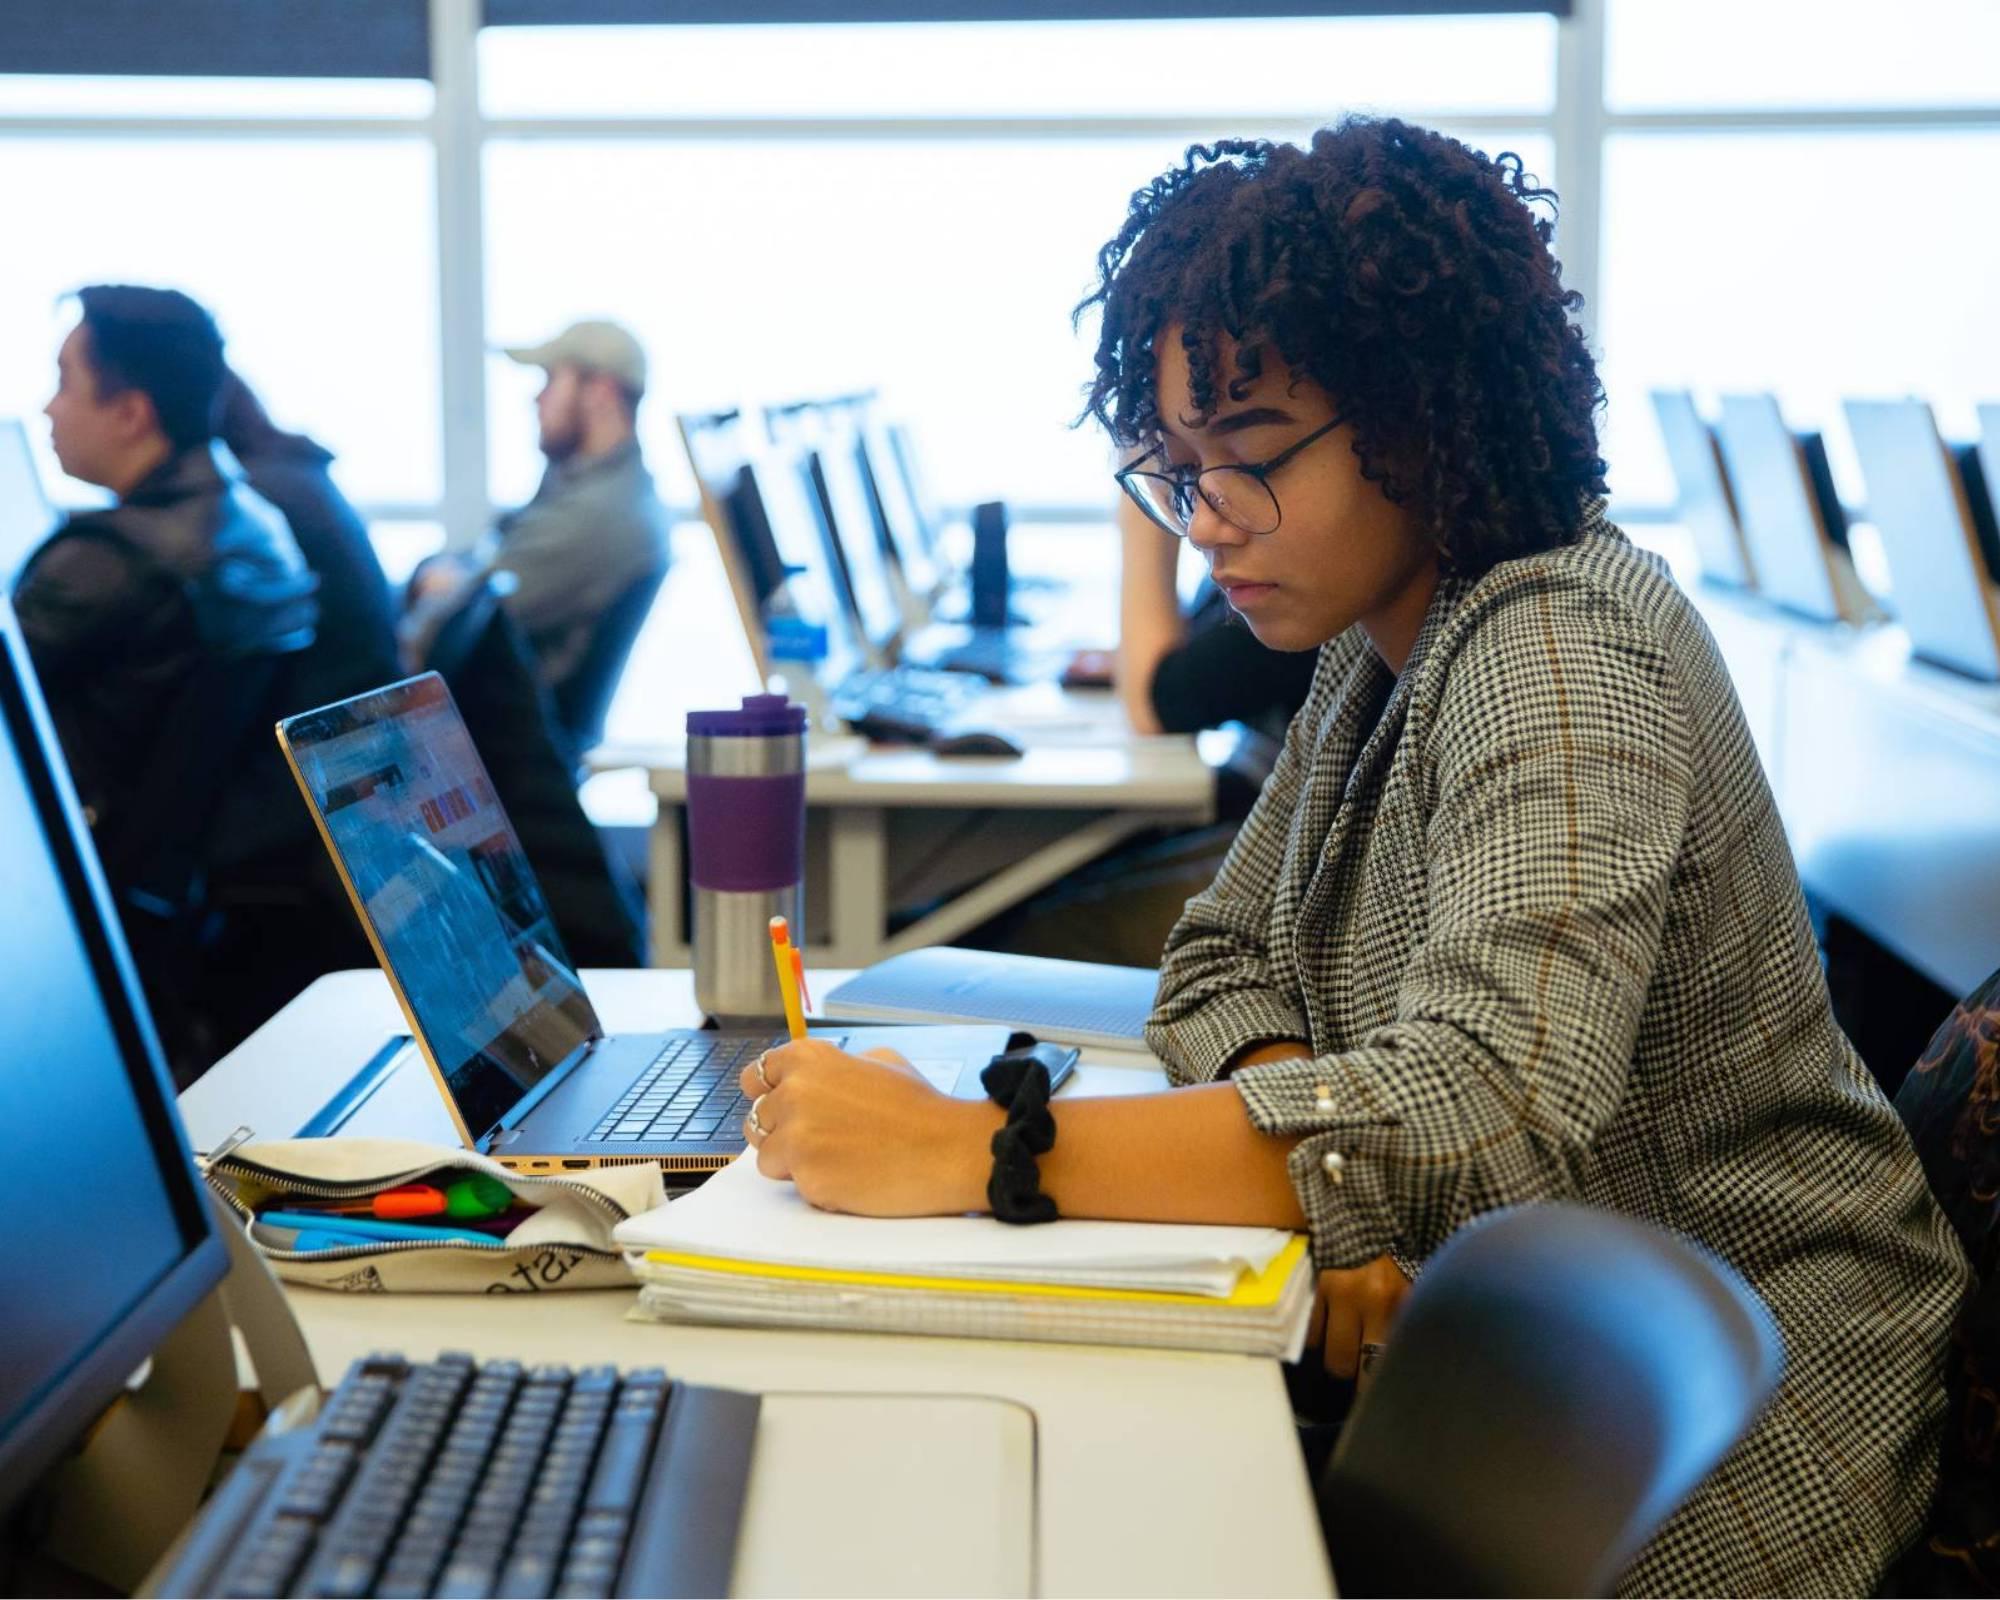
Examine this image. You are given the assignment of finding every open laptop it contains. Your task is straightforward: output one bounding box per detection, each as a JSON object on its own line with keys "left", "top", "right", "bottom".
{"left": 1714, "top": 393, "right": 1870, "bottom": 624}
{"left": 0, "top": 592, "right": 1036, "bottom": 1600}
{"left": 276, "top": 672, "right": 1014, "bottom": 1175}
{"left": 1844, "top": 398, "right": 2000, "bottom": 681}
{"left": 1650, "top": 390, "right": 1755, "bottom": 590}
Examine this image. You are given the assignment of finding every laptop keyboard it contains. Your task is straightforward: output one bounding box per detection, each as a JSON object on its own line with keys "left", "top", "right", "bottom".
{"left": 192, "top": 1352, "right": 757, "bottom": 1600}
{"left": 583, "top": 1034, "right": 844, "bottom": 1146}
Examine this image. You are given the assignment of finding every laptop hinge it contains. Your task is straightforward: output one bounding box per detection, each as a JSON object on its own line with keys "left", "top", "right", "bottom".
{"left": 478, "top": 1037, "right": 600, "bottom": 1151}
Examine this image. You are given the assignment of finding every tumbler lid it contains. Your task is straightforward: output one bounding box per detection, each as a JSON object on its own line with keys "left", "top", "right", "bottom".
{"left": 687, "top": 693, "right": 808, "bottom": 738}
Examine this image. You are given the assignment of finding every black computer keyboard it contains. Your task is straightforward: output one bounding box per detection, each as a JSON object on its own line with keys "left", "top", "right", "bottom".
{"left": 828, "top": 662, "right": 986, "bottom": 743}
{"left": 583, "top": 1034, "right": 780, "bottom": 1145}
{"left": 160, "top": 1352, "right": 758, "bottom": 1600}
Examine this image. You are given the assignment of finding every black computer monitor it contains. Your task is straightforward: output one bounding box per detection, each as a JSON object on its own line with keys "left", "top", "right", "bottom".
{"left": 855, "top": 425, "right": 938, "bottom": 599}
{"left": 740, "top": 455, "right": 864, "bottom": 677}
{"left": 0, "top": 595, "right": 227, "bottom": 1524}
{"left": 804, "top": 445, "right": 904, "bottom": 658}
{"left": 886, "top": 423, "right": 946, "bottom": 570}
{"left": 720, "top": 463, "right": 791, "bottom": 611}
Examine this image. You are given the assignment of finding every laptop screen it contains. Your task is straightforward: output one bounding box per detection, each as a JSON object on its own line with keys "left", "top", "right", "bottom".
{"left": 278, "top": 674, "right": 600, "bottom": 1143}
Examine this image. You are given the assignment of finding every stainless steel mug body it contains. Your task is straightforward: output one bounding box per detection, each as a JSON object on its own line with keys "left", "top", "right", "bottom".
{"left": 685, "top": 695, "right": 807, "bottom": 1025}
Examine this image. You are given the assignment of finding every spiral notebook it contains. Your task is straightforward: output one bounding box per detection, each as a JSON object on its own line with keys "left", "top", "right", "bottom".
{"left": 822, "top": 949, "right": 1160, "bottom": 1051}
{"left": 616, "top": 1156, "right": 1313, "bottom": 1360}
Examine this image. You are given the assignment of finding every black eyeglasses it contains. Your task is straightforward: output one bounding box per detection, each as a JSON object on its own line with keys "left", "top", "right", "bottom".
{"left": 1116, "top": 415, "right": 1347, "bottom": 540}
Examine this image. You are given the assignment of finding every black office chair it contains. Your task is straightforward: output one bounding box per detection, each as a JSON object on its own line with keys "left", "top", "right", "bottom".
{"left": 551, "top": 566, "right": 666, "bottom": 756}
{"left": 1886, "top": 969, "right": 2000, "bottom": 1598}
{"left": 422, "top": 578, "right": 645, "bottom": 968}
{"left": 100, "top": 654, "right": 281, "bottom": 1080}
{"left": 1318, "top": 1204, "right": 1783, "bottom": 1598}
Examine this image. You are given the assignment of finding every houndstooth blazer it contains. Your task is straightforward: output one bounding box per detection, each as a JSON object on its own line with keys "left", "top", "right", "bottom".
{"left": 1147, "top": 510, "right": 1970, "bottom": 1597}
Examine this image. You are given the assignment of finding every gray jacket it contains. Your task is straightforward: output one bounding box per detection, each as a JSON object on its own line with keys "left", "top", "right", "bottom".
{"left": 1148, "top": 509, "right": 1967, "bottom": 1596}
{"left": 488, "top": 438, "right": 669, "bottom": 690}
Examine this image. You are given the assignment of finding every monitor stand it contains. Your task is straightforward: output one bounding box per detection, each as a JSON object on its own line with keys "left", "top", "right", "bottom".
{"left": 35, "top": 1191, "right": 319, "bottom": 1592}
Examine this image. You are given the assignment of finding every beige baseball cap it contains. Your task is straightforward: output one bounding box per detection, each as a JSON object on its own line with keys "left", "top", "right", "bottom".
{"left": 500, "top": 318, "right": 647, "bottom": 396}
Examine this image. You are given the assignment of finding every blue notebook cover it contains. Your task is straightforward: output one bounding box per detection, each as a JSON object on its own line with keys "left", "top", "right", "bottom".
{"left": 823, "top": 949, "right": 1158, "bottom": 1050}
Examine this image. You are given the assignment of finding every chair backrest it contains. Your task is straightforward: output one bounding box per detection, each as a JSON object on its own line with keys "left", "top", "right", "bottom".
{"left": 419, "top": 579, "right": 644, "bottom": 967}
{"left": 1890, "top": 970, "right": 1999, "bottom": 1596}
{"left": 1320, "top": 1204, "right": 1783, "bottom": 1598}
{"left": 551, "top": 566, "right": 665, "bottom": 754}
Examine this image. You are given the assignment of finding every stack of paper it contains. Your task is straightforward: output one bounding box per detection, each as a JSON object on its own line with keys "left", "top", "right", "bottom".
{"left": 614, "top": 1156, "right": 1313, "bottom": 1359}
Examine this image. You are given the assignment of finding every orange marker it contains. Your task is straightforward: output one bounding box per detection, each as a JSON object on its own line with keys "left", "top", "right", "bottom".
{"left": 768, "top": 916, "right": 807, "bottom": 1041}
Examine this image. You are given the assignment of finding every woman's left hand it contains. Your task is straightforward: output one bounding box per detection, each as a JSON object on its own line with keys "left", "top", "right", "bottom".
{"left": 1307, "top": 1255, "right": 1413, "bottom": 1380}
{"left": 739, "top": 1039, "right": 1000, "bottom": 1215}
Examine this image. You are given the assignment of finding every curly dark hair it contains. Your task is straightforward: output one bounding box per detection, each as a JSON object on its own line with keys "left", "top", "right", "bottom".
{"left": 1077, "top": 118, "right": 1607, "bottom": 575}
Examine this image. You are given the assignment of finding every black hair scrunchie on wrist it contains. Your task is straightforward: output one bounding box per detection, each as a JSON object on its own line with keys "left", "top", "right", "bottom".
{"left": 981, "top": 1055, "right": 1058, "bottom": 1225}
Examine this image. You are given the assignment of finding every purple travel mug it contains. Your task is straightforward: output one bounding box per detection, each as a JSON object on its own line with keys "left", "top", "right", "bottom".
{"left": 685, "top": 694, "right": 807, "bottom": 1024}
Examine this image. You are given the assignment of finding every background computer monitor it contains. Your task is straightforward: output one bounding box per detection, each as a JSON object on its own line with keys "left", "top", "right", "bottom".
{"left": 886, "top": 424, "right": 947, "bottom": 572}
{"left": 0, "top": 594, "right": 226, "bottom": 1524}
{"left": 1975, "top": 406, "right": 2000, "bottom": 583}
{"left": 739, "top": 452, "right": 866, "bottom": 680}
{"left": 1714, "top": 394, "right": 1851, "bottom": 622}
{"left": 1649, "top": 390, "right": 1755, "bottom": 589}
{"left": 0, "top": 420, "right": 57, "bottom": 586}
{"left": 856, "top": 420, "right": 938, "bottom": 600}
{"left": 804, "top": 441, "right": 905, "bottom": 658}
{"left": 1844, "top": 398, "right": 2000, "bottom": 681}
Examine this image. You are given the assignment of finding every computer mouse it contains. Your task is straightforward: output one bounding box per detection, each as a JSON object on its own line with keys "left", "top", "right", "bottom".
{"left": 931, "top": 729, "right": 1025, "bottom": 759}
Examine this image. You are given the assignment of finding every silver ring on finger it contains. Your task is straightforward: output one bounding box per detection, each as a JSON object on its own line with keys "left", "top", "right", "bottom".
{"left": 752, "top": 1051, "right": 774, "bottom": 1093}
{"left": 746, "top": 1093, "right": 771, "bottom": 1142}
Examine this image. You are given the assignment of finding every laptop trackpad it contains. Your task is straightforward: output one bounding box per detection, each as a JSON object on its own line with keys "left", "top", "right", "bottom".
{"left": 732, "top": 1393, "right": 1036, "bottom": 1598}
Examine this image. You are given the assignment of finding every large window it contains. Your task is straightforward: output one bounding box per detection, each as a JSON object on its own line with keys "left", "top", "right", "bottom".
{"left": 1597, "top": 130, "right": 2000, "bottom": 508}
{"left": 1605, "top": 0, "right": 2000, "bottom": 112}
{"left": 0, "top": 133, "right": 439, "bottom": 513}
{"left": 481, "top": 13, "right": 1554, "bottom": 517}
{"left": 479, "top": 16, "right": 1556, "bottom": 120}
{"left": 2, "top": 4, "right": 1994, "bottom": 554}
{"left": 1596, "top": 0, "right": 2000, "bottom": 518}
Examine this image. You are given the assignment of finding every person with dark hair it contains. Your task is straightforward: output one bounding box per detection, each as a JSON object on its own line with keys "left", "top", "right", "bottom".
{"left": 217, "top": 366, "right": 401, "bottom": 708}
{"left": 719, "top": 121, "right": 1967, "bottom": 1595}
{"left": 14, "top": 284, "right": 321, "bottom": 1075}
{"left": 18, "top": 285, "right": 317, "bottom": 831}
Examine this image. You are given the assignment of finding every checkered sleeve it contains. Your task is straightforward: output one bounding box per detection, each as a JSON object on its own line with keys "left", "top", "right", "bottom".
{"left": 1236, "top": 573, "right": 1697, "bottom": 1269}
{"left": 1143, "top": 656, "right": 1326, "bottom": 1082}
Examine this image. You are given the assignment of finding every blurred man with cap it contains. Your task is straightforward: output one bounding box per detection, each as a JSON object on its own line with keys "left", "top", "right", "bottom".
{"left": 409, "top": 316, "right": 669, "bottom": 744}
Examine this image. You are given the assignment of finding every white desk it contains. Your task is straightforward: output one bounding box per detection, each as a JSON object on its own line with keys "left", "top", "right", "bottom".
{"left": 184, "top": 969, "right": 1333, "bottom": 1599}
{"left": 595, "top": 694, "right": 1216, "bottom": 969}
{"left": 1691, "top": 584, "right": 2000, "bottom": 996}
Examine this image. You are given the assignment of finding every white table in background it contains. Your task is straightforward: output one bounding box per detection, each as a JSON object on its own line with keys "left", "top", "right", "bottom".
{"left": 594, "top": 689, "right": 1216, "bottom": 969}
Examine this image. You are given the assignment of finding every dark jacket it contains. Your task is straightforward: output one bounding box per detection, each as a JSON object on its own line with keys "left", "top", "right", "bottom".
{"left": 13, "top": 443, "right": 318, "bottom": 864}
{"left": 1149, "top": 580, "right": 1319, "bottom": 742}
{"left": 221, "top": 422, "right": 401, "bottom": 717}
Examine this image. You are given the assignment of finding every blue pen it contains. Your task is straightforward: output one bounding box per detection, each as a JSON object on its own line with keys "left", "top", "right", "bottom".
{"left": 258, "top": 1211, "right": 503, "bottom": 1248}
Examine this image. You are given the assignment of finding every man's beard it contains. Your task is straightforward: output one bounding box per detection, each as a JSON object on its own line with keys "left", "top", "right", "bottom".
{"left": 539, "top": 413, "right": 583, "bottom": 462}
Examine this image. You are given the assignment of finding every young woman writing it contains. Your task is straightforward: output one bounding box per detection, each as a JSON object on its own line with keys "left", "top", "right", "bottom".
{"left": 737, "top": 119, "right": 1966, "bottom": 1595}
